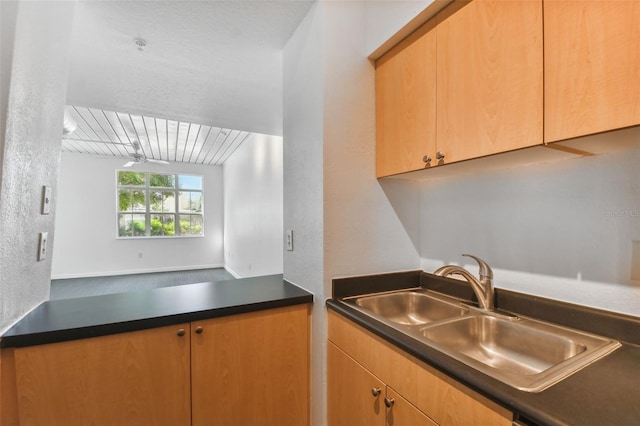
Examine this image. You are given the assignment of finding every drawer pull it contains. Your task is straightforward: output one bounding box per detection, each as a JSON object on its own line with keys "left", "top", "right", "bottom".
{"left": 195, "top": 326, "right": 204, "bottom": 334}
{"left": 176, "top": 328, "right": 185, "bottom": 337}
{"left": 371, "top": 387, "right": 381, "bottom": 397}
{"left": 384, "top": 397, "right": 394, "bottom": 408}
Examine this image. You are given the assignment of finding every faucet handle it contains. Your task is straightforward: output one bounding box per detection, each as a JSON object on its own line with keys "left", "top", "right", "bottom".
{"left": 461, "top": 254, "right": 493, "bottom": 279}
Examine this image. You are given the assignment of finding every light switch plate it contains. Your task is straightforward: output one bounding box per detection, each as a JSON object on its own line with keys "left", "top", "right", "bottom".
{"left": 41, "top": 186, "right": 51, "bottom": 215}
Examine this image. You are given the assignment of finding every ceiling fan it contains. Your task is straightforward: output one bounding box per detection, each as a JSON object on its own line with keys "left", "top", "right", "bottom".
{"left": 123, "top": 141, "right": 169, "bottom": 168}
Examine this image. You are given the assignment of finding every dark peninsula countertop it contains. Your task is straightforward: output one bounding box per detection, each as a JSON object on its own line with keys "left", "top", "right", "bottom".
{"left": 327, "top": 271, "right": 640, "bottom": 426}
{"left": 1, "top": 274, "right": 313, "bottom": 348}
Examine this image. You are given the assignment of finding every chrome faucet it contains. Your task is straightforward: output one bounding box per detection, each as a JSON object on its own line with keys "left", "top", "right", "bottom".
{"left": 433, "top": 254, "right": 494, "bottom": 310}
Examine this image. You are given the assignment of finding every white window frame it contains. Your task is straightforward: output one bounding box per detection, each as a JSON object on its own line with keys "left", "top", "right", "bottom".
{"left": 116, "top": 171, "right": 204, "bottom": 239}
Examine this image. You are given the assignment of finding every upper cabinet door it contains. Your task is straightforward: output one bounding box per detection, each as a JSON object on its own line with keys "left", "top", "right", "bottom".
{"left": 544, "top": 0, "right": 640, "bottom": 143}
{"left": 376, "top": 19, "right": 436, "bottom": 178}
{"left": 436, "top": 0, "right": 543, "bottom": 164}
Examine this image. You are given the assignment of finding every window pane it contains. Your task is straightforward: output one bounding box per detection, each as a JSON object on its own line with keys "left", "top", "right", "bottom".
{"left": 118, "top": 214, "right": 133, "bottom": 237}
{"left": 150, "top": 191, "right": 163, "bottom": 213}
{"left": 150, "top": 191, "right": 175, "bottom": 213}
{"left": 117, "top": 189, "right": 145, "bottom": 213}
{"left": 118, "top": 190, "right": 132, "bottom": 212}
{"left": 150, "top": 214, "right": 175, "bottom": 236}
{"left": 190, "top": 215, "right": 203, "bottom": 235}
{"left": 132, "top": 190, "right": 146, "bottom": 212}
{"left": 179, "top": 191, "right": 202, "bottom": 213}
{"left": 131, "top": 214, "right": 146, "bottom": 236}
{"left": 178, "top": 175, "right": 202, "bottom": 190}
{"left": 118, "top": 171, "right": 145, "bottom": 186}
{"left": 150, "top": 173, "right": 175, "bottom": 188}
{"left": 163, "top": 192, "right": 175, "bottom": 212}
{"left": 119, "top": 213, "right": 146, "bottom": 237}
{"left": 180, "top": 214, "right": 202, "bottom": 236}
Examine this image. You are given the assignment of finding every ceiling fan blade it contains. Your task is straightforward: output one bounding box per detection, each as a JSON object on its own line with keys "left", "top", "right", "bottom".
{"left": 147, "top": 159, "right": 170, "bottom": 165}
{"left": 123, "top": 161, "right": 136, "bottom": 168}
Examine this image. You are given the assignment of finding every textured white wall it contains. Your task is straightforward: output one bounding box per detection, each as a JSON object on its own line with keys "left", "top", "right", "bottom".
{"left": 223, "top": 133, "right": 283, "bottom": 278}
{"left": 0, "top": 0, "right": 76, "bottom": 333}
{"left": 419, "top": 127, "right": 640, "bottom": 316}
{"left": 52, "top": 152, "right": 224, "bottom": 278}
{"left": 0, "top": 1, "right": 18, "bottom": 176}
{"left": 283, "top": 4, "right": 326, "bottom": 425}
{"left": 323, "top": 3, "right": 420, "bottom": 281}
{"left": 284, "top": 2, "right": 423, "bottom": 425}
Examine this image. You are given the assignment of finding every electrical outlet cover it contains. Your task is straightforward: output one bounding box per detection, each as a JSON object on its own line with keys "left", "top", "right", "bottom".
{"left": 286, "top": 230, "right": 294, "bottom": 251}
{"left": 38, "top": 232, "right": 48, "bottom": 261}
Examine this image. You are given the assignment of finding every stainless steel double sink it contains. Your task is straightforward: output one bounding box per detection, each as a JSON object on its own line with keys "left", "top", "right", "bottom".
{"left": 342, "top": 289, "right": 620, "bottom": 393}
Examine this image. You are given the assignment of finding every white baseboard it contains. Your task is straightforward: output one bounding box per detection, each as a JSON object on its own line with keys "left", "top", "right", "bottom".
{"left": 51, "top": 264, "right": 226, "bottom": 280}
{"left": 224, "top": 266, "right": 242, "bottom": 279}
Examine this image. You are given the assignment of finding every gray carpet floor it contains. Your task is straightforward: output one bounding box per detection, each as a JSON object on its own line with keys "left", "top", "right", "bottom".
{"left": 50, "top": 268, "right": 235, "bottom": 300}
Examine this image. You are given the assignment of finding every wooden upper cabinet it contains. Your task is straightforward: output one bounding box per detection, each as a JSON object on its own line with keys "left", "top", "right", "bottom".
{"left": 544, "top": 0, "right": 640, "bottom": 143}
{"left": 376, "top": 19, "right": 436, "bottom": 178}
{"left": 436, "top": 0, "right": 543, "bottom": 164}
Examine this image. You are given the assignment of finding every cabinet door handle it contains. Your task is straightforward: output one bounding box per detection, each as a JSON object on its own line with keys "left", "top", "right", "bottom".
{"left": 384, "top": 397, "right": 394, "bottom": 408}
{"left": 371, "top": 387, "right": 381, "bottom": 397}
{"left": 436, "top": 151, "right": 445, "bottom": 161}
{"left": 422, "top": 155, "right": 431, "bottom": 164}
{"left": 176, "top": 328, "right": 186, "bottom": 337}
{"left": 195, "top": 326, "right": 204, "bottom": 334}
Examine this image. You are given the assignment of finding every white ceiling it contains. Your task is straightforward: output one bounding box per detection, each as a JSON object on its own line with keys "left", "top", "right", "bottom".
{"left": 65, "top": 0, "right": 316, "bottom": 141}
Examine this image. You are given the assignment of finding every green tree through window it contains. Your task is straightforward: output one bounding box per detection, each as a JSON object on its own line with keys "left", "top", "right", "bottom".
{"left": 117, "top": 171, "right": 203, "bottom": 238}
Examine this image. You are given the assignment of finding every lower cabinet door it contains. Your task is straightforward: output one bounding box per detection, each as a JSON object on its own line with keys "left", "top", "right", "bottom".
{"left": 191, "top": 305, "right": 310, "bottom": 426}
{"left": 385, "top": 387, "right": 437, "bottom": 426}
{"left": 12, "top": 324, "right": 192, "bottom": 426}
{"left": 328, "top": 342, "right": 385, "bottom": 426}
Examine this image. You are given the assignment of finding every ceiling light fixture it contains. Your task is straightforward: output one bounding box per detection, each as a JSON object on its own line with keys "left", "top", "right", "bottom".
{"left": 134, "top": 38, "right": 147, "bottom": 51}
{"left": 62, "top": 107, "right": 77, "bottom": 135}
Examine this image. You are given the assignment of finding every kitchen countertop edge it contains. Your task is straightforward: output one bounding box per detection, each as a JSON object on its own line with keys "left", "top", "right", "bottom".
{"left": 1, "top": 274, "right": 313, "bottom": 348}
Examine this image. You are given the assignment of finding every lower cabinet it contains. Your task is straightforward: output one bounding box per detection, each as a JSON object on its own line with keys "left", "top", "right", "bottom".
{"left": 328, "top": 342, "right": 436, "bottom": 426}
{"left": 191, "top": 305, "right": 310, "bottom": 426}
{"left": 7, "top": 323, "right": 192, "bottom": 426}
{"left": 327, "top": 310, "right": 513, "bottom": 426}
{"left": 1, "top": 304, "right": 310, "bottom": 426}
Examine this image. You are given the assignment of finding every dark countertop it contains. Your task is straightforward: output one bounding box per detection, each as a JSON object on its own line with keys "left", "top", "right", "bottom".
{"left": 1, "top": 274, "right": 313, "bottom": 348}
{"left": 328, "top": 271, "right": 640, "bottom": 426}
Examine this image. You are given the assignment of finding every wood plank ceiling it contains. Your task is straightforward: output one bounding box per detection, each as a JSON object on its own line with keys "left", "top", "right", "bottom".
{"left": 61, "top": 106, "right": 252, "bottom": 165}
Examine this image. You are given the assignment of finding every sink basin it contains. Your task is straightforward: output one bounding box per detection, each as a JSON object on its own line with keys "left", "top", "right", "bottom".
{"left": 341, "top": 289, "right": 620, "bottom": 392}
{"left": 349, "top": 290, "right": 467, "bottom": 326}
{"left": 421, "top": 315, "right": 586, "bottom": 375}
{"left": 419, "top": 314, "right": 621, "bottom": 392}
